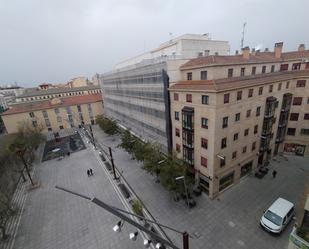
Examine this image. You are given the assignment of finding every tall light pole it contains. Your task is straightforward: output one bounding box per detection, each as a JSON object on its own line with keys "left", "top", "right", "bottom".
{"left": 175, "top": 176, "right": 189, "bottom": 210}
{"left": 55, "top": 185, "right": 190, "bottom": 249}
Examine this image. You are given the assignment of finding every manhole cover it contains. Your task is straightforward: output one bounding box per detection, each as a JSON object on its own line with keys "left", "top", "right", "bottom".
{"left": 237, "top": 240, "right": 245, "bottom": 246}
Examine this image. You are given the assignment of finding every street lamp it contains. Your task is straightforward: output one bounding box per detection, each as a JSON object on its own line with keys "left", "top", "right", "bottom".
{"left": 143, "top": 239, "right": 152, "bottom": 248}
{"left": 129, "top": 231, "right": 138, "bottom": 241}
{"left": 113, "top": 221, "right": 123, "bottom": 232}
{"left": 175, "top": 176, "right": 189, "bottom": 210}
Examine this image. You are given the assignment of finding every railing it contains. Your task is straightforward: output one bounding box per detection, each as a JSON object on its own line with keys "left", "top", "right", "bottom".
{"left": 289, "top": 226, "right": 309, "bottom": 249}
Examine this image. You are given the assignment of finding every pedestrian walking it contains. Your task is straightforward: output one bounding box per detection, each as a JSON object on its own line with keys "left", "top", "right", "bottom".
{"left": 89, "top": 168, "right": 93, "bottom": 176}
{"left": 87, "top": 169, "right": 90, "bottom": 177}
{"left": 272, "top": 170, "right": 277, "bottom": 178}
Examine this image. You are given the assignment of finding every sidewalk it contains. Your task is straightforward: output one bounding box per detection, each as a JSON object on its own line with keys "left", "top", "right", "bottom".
{"left": 92, "top": 125, "right": 309, "bottom": 249}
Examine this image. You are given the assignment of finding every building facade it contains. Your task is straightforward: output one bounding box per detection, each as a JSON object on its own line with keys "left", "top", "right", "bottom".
{"left": 1, "top": 94, "right": 103, "bottom": 134}
{"left": 101, "top": 34, "right": 230, "bottom": 151}
{"left": 14, "top": 85, "right": 101, "bottom": 103}
{"left": 169, "top": 42, "right": 309, "bottom": 198}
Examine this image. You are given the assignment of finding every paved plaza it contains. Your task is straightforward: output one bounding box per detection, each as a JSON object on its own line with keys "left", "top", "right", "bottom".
{"left": 92, "top": 125, "right": 309, "bottom": 249}
{"left": 3, "top": 125, "right": 309, "bottom": 249}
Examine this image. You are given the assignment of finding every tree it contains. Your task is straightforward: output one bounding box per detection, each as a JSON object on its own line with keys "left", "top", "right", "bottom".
{"left": 131, "top": 199, "right": 144, "bottom": 217}
{"left": 95, "top": 115, "right": 118, "bottom": 135}
{"left": 143, "top": 143, "right": 164, "bottom": 176}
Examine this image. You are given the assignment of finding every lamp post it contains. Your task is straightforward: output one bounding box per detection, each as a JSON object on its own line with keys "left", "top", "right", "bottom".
{"left": 175, "top": 176, "right": 189, "bottom": 210}
{"left": 16, "top": 149, "right": 35, "bottom": 186}
{"left": 55, "top": 185, "right": 190, "bottom": 249}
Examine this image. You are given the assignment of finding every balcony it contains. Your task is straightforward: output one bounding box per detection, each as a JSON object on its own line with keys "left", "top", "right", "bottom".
{"left": 289, "top": 226, "right": 309, "bottom": 249}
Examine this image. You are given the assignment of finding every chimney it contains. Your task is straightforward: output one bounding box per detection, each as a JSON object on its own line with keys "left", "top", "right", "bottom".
{"left": 251, "top": 48, "right": 256, "bottom": 56}
{"left": 298, "top": 44, "right": 305, "bottom": 52}
{"left": 264, "top": 48, "right": 269, "bottom": 52}
{"left": 242, "top": 46, "right": 250, "bottom": 59}
{"left": 235, "top": 50, "right": 239, "bottom": 55}
{"left": 274, "top": 42, "right": 283, "bottom": 58}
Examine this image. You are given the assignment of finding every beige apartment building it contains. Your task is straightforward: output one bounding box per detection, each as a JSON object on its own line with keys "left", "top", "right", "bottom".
{"left": 1, "top": 94, "right": 103, "bottom": 134}
{"left": 169, "top": 42, "right": 309, "bottom": 198}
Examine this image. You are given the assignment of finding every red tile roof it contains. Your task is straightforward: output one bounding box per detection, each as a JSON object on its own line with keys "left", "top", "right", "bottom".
{"left": 181, "top": 50, "right": 309, "bottom": 69}
{"left": 169, "top": 70, "right": 309, "bottom": 92}
{"left": 2, "top": 94, "right": 102, "bottom": 116}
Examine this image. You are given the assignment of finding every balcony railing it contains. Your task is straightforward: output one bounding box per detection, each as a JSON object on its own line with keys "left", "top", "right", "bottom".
{"left": 289, "top": 227, "right": 309, "bottom": 249}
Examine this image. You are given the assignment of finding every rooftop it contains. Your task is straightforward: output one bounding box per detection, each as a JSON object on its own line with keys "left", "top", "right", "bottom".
{"left": 17, "top": 85, "right": 100, "bottom": 98}
{"left": 181, "top": 50, "right": 309, "bottom": 69}
{"left": 169, "top": 69, "right": 309, "bottom": 92}
{"left": 2, "top": 94, "right": 102, "bottom": 116}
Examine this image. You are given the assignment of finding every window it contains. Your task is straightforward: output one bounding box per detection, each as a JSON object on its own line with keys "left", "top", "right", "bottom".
{"left": 59, "top": 125, "right": 64, "bottom": 129}
{"left": 175, "top": 111, "right": 179, "bottom": 120}
{"left": 254, "top": 125, "right": 258, "bottom": 134}
{"left": 280, "top": 64, "right": 289, "bottom": 71}
{"left": 174, "top": 93, "right": 179, "bottom": 101}
{"left": 293, "top": 97, "right": 303, "bottom": 105}
{"left": 187, "top": 72, "right": 192, "bottom": 80}
{"left": 201, "top": 118, "right": 208, "bottom": 129}
{"left": 222, "top": 117, "right": 228, "bottom": 128}
{"left": 248, "top": 89, "right": 253, "bottom": 98}
{"left": 290, "top": 113, "right": 299, "bottom": 121}
{"left": 240, "top": 67, "right": 245, "bottom": 76}
{"left": 175, "top": 128, "right": 180, "bottom": 137}
{"left": 221, "top": 138, "right": 227, "bottom": 149}
{"left": 77, "top": 105, "right": 82, "bottom": 112}
{"left": 237, "top": 91, "right": 242, "bottom": 100}
{"left": 246, "top": 109, "right": 251, "bottom": 118}
{"left": 176, "top": 144, "right": 181, "bottom": 152}
{"left": 287, "top": 128, "right": 296, "bottom": 136}
{"left": 244, "top": 128, "right": 249, "bottom": 136}
{"left": 258, "top": 87, "right": 263, "bottom": 95}
{"left": 29, "top": 112, "right": 35, "bottom": 118}
{"left": 232, "top": 151, "right": 237, "bottom": 159}
{"left": 201, "top": 138, "right": 208, "bottom": 149}
{"left": 251, "top": 66, "right": 256, "bottom": 75}
{"left": 252, "top": 142, "right": 256, "bottom": 151}
{"left": 256, "top": 106, "right": 261, "bottom": 116}
{"left": 269, "top": 85, "right": 273, "bottom": 93}
{"left": 201, "top": 71, "right": 208, "bottom": 80}
{"left": 308, "top": 98, "right": 309, "bottom": 104}
{"left": 301, "top": 129, "right": 309, "bottom": 135}
{"left": 296, "top": 80, "right": 306, "bottom": 87}
{"left": 233, "top": 133, "right": 239, "bottom": 141}
{"left": 304, "top": 113, "right": 309, "bottom": 120}
{"left": 235, "top": 113, "right": 240, "bottom": 121}
{"left": 271, "top": 65, "right": 275, "bottom": 72}
{"left": 224, "top": 93, "right": 230, "bottom": 104}
{"left": 32, "top": 120, "right": 37, "bottom": 127}
{"left": 278, "top": 82, "right": 282, "bottom": 91}
{"left": 48, "top": 128, "right": 52, "bottom": 131}
{"left": 292, "top": 63, "right": 301, "bottom": 70}
{"left": 220, "top": 158, "right": 226, "bottom": 167}
{"left": 54, "top": 108, "right": 60, "bottom": 114}
{"left": 57, "top": 116, "right": 62, "bottom": 123}
{"left": 262, "top": 66, "right": 266, "bottom": 74}
{"left": 202, "top": 95, "right": 209, "bottom": 105}
{"left": 286, "top": 81, "right": 290, "bottom": 89}
{"left": 242, "top": 146, "right": 247, "bottom": 153}
{"left": 201, "top": 157, "right": 208, "bottom": 167}
{"left": 186, "top": 94, "right": 192, "bottom": 103}
{"left": 228, "top": 68, "right": 233, "bottom": 78}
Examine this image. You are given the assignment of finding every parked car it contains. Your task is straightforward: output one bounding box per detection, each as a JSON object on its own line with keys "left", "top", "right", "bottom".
{"left": 260, "top": 197, "right": 294, "bottom": 234}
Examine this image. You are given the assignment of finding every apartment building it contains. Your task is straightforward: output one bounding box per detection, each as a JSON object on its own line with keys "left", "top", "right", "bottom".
{"left": 101, "top": 34, "right": 230, "bottom": 152}
{"left": 169, "top": 42, "right": 309, "bottom": 198}
{"left": 1, "top": 94, "right": 103, "bottom": 134}
{"left": 14, "top": 85, "right": 101, "bottom": 103}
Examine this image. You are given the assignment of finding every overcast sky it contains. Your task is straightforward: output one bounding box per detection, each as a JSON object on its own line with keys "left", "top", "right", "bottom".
{"left": 0, "top": 0, "right": 308, "bottom": 87}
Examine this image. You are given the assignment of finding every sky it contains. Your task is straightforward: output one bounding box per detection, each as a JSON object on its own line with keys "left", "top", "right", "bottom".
{"left": 0, "top": 0, "right": 308, "bottom": 87}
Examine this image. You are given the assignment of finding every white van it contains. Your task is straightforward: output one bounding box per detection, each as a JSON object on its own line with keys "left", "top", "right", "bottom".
{"left": 260, "top": 197, "right": 294, "bottom": 234}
